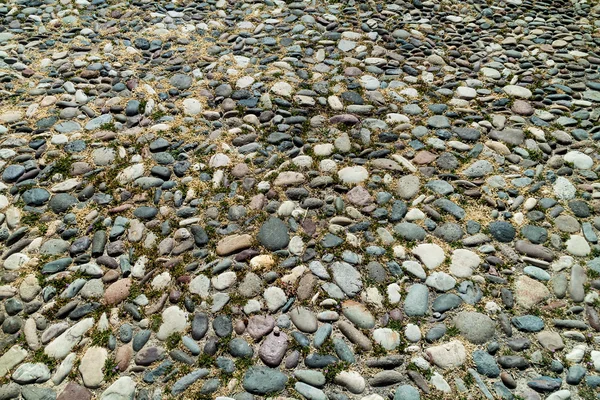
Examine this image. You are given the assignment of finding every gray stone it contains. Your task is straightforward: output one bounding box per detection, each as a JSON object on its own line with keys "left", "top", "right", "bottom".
{"left": 257, "top": 218, "right": 290, "bottom": 251}
{"left": 454, "top": 312, "right": 495, "bottom": 344}
{"left": 243, "top": 367, "right": 288, "bottom": 395}
{"left": 404, "top": 284, "right": 429, "bottom": 316}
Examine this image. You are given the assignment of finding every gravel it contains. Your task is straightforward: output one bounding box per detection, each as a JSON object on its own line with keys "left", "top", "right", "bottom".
{"left": 0, "top": 0, "right": 599, "bottom": 398}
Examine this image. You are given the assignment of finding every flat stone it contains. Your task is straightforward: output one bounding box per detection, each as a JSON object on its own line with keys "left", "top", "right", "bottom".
{"left": 216, "top": 234, "right": 253, "bottom": 255}
{"left": 454, "top": 312, "right": 495, "bottom": 344}
{"left": 515, "top": 275, "right": 550, "bottom": 309}
{"left": 412, "top": 244, "right": 445, "bottom": 270}
{"left": 79, "top": 347, "right": 107, "bottom": 388}
{"left": 243, "top": 367, "right": 288, "bottom": 395}
{"left": 342, "top": 300, "right": 375, "bottom": 329}
{"left": 426, "top": 340, "right": 466, "bottom": 369}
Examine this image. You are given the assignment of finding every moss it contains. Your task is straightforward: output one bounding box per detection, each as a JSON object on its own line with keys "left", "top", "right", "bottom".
{"left": 165, "top": 332, "right": 182, "bottom": 351}
{"left": 318, "top": 338, "right": 336, "bottom": 355}
{"left": 151, "top": 110, "right": 167, "bottom": 120}
{"left": 234, "top": 356, "right": 253, "bottom": 371}
{"left": 446, "top": 325, "right": 460, "bottom": 337}
{"left": 50, "top": 155, "right": 73, "bottom": 176}
{"left": 463, "top": 371, "right": 475, "bottom": 387}
{"left": 578, "top": 385, "right": 600, "bottom": 400}
{"left": 20, "top": 212, "right": 41, "bottom": 227}
{"left": 197, "top": 353, "right": 216, "bottom": 368}
{"left": 99, "top": 122, "right": 117, "bottom": 131}
{"left": 386, "top": 319, "right": 403, "bottom": 332}
{"left": 127, "top": 282, "right": 142, "bottom": 301}
{"left": 528, "top": 149, "right": 544, "bottom": 162}
{"left": 150, "top": 314, "right": 163, "bottom": 332}
{"left": 68, "top": 358, "right": 81, "bottom": 380}
{"left": 324, "top": 361, "right": 350, "bottom": 383}
{"left": 104, "top": 357, "right": 119, "bottom": 381}
{"left": 90, "top": 328, "right": 111, "bottom": 347}
{"left": 290, "top": 339, "right": 310, "bottom": 357}
{"left": 31, "top": 348, "right": 57, "bottom": 370}
{"left": 371, "top": 343, "right": 388, "bottom": 357}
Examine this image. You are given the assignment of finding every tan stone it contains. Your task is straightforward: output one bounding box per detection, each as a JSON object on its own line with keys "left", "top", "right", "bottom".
{"left": 515, "top": 275, "right": 550, "bottom": 309}
{"left": 115, "top": 344, "right": 133, "bottom": 372}
{"left": 104, "top": 278, "right": 131, "bottom": 305}
{"left": 216, "top": 234, "right": 253, "bottom": 256}
{"left": 537, "top": 331, "right": 565, "bottom": 352}
{"left": 426, "top": 340, "right": 466, "bottom": 369}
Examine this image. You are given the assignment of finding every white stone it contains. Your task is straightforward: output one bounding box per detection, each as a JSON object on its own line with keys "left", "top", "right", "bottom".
{"left": 503, "top": 85, "right": 532, "bottom": 99}
{"left": 189, "top": 275, "right": 210, "bottom": 299}
{"left": 314, "top": 144, "right": 334, "bottom": 156}
{"left": 405, "top": 208, "right": 425, "bottom": 221}
{"left": 277, "top": 201, "right": 296, "bottom": 217}
{"left": 288, "top": 236, "right": 305, "bottom": 255}
{"left": 264, "top": 287, "right": 287, "bottom": 312}
{"left": 100, "top": 376, "right": 136, "bottom": 400}
{"left": 592, "top": 350, "right": 600, "bottom": 372}
{"left": 385, "top": 113, "right": 410, "bottom": 124}
{"left": 387, "top": 283, "right": 401, "bottom": 304}
{"left": 361, "top": 286, "right": 384, "bottom": 308}
{"left": 338, "top": 39, "right": 357, "bottom": 52}
{"left": 338, "top": 166, "right": 369, "bottom": 184}
{"left": 51, "top": 178, "right": 80, "bottom": 192}
{"left": 551, "top": 256, "right": 574, "bottom": 272}
{"left": 243, "top": 299, "right": 262, "bottom": 315}
{"left": 402, "top": 261, "right": 426, "bottom": 280}
{"left": 209, "top": 153, "right": 230, "bottom": 168}
{"left": 131, "top": 255, "right": 147, "bottom": 278}
{"left": 425, "top": 272, "right": 456, "bottom": 292}
{"left": 565, "top": 344, "right": 586, "bottom": 363}
{"left": 373, "top": 328, "right": 401, "bottom": 350}
{"left": 328, "top": 96, "right": 344, "bottom": 111}
{"left": 455, "top": 86, "right": 477, "bottom": 100}
{"left": 151, "top": 272, "right": 171, "bottom": 290}
{"left": 554, "top": 177, "right": 576, "bottom": 200}
{"left": 425, "top": 340, "right": 467, "bottom": 369}
{"left": 0, "top": 346, "right": 27, "bottom": 376}
{"left": 45, "top": 318, "right": 94, "bottom": 359}
{"left": 182, "top": 98, "right": 202, "bottom": 115}
{"left": 79, "top": 346, "right": 107, "bottom": 388}
{"left": 236, "top": 76, "right": 255, "bottom": 89}
{"left": 481, "top": 67, "right": 501, "bottom": 79}
{"left": 405, "top": 324, "right": 421, "bottom": 342}
{"left": 564, "top": 151, "right": 593, "bottom": 169}
{"left": 0, "top": 111, "right": 23, "bottom": 124}
{"left": 157, "top": 306, "right": 187, "bottom": 340}
{"left": 118, "top": 164, "right": 144, "bottom": 184}
{"left": 271, "top": 81, "right": 293, "bottom": 97}
{"left": 4, "top": 253, "right": 29, "bottom": 270}
{"left": 430, "top": 372, "right": 451, "bottom": 392}
{"left": 412, "top": 244, "right": 445, "bottom": 270}
{"left": 292, "top": 155, "right": 312, "bottom": 168}
{"left": 211, "top": 271, "right": 237, "bottom": 290}
{"left": 450, "top": 249, "right": 481, "bottom": 278}
{"left": 334, "top": 371, "right": 365, "bottom": 394}
{"left": 566, "top": 235, "right": 590, "bottom": 257}
{"left": 546, "top": 390, "right": 571, "bottom": 400}
{"left": 360, "top": 75, "right": 380, "bottom": 90}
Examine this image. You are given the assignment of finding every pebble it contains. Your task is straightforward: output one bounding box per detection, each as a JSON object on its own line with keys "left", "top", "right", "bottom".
{"left": 0, "top": 0, "right": 596, "bottom": 398}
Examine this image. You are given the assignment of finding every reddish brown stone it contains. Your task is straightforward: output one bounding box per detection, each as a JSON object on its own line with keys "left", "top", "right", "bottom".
{"left": 412, "top": 151, "right": 437, "bottom": 165}
{"left": 57, "top": 382, "right": 92, "bottom": 400}
{"left": 104, "top": 278, "right": 131, "bottom": 305}
{"left": 115, "top": 344, "right": 132, "bottom": 372}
